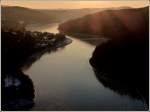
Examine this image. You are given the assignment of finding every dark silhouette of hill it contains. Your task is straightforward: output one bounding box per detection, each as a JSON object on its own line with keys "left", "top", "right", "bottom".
{"left": 89, "top": 37, "right": 149, "bottom": 108}
{"left": 87, "top": 7, "right": 149, "bottom": 108}
{"left": 38, "top": 7, "right": 132, "bottom": 23}
{"left": 1, "top": 6, "right": 105, "bottom": 30}
{"left": 38, "top": 8, "right": 107, "bottom": 23}
{"left": 1, "top": 6, "right": 55, "bottom": 29}
{"left": 58, "top": 6, "right": 149, "bottom": 40}
{"left": 2, "top": 5, "right": 134, "bottom": 31}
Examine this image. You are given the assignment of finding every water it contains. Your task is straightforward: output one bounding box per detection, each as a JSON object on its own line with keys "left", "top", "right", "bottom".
{"left": 23, "top": 23, "right": 146, "bottom": 110}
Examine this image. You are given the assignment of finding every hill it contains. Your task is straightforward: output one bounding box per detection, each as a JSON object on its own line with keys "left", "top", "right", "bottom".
{"left": 87, "top": 7, "right": 149, "bottom": 105}
{"left": 1, "top": 6, "right": 55, "bottom": 29}
{"left": 58, "top": 6, "right": 149, "bottom": 40}
{"left": 1, "top": 6, "right": 105, "bottom": 30}
{"left": 38, "top": 8, "right": 106, "bottom": 23}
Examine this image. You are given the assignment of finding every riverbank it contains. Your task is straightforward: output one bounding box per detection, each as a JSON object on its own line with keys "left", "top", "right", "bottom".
{"left": 2, "top": 28, "right": 72, "bottom": 110}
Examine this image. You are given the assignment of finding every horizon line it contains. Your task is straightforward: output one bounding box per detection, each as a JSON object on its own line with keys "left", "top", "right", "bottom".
{"left": 2, "top": 4, "right": 149, "bottom": 10}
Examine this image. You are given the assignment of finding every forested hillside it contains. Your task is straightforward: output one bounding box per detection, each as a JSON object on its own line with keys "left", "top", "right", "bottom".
{"left": 59, "top": 6, "right": 149, "bottom": 40}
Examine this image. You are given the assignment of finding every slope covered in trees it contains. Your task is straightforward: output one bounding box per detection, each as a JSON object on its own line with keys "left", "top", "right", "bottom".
{"left": 59, "top": 6, "right": 149, "bottom": 40}
{"left": 2, "top": 6, "right": 103, "bottom": 29}
{"left": 1, "top": 6, "right": 56, "bottom": 29}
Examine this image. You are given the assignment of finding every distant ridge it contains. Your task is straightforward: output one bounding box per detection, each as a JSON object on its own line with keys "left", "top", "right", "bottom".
{"left": 59, "top": 6, "right": 149, "bottom": 40}
{"left": 1, "top": 6, "right": 55, "bottom": 29}
{"left": 1, "top": 6, "right": 103, "bottom": 29}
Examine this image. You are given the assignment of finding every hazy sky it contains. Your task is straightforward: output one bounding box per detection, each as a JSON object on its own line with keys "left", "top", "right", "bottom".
{"left": 1, "top": 0, "right": 149, "bottom": 9}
